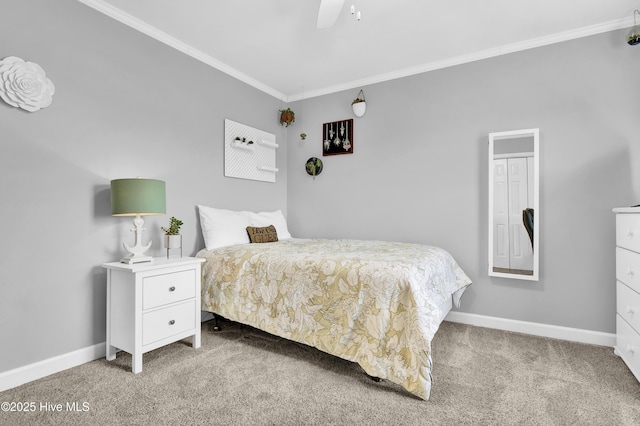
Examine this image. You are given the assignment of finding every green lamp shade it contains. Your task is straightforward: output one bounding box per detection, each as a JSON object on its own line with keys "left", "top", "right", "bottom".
{"left": 110, "top": 178, "right": 166, "bottom": 216}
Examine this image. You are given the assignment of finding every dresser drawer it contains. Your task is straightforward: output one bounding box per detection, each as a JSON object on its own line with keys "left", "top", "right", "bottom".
{"left": 143, "top": 269, "right": 196, "bottom": 310}
{"left": 617, "top": 281, "right": 640, "bottom": 333}
{"left": 617, "top": 213, "right": 640, "bottom": 253}
{"left": 616, "top": 247, "right": 640, "bottom": 293}
{"left": 142, "top": 300, "right": 196, "bottom": 346}
{"left": 617, "top": 314, "right": 640, "bottom": 381}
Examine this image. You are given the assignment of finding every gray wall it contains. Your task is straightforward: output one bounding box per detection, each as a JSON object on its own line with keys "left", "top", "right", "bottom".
{"left": 287, "top": 29, "right": 640, "bottom": 334}
{"left": 2, "top": 0, "right": 638, "bottom": 377}
{"left": 0, "top": 0, "right": 287, "bottom": 373}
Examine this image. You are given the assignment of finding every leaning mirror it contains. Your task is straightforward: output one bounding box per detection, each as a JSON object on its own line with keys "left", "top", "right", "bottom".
{"left": 488, "top": 128, "right": 539, "bottom": 281}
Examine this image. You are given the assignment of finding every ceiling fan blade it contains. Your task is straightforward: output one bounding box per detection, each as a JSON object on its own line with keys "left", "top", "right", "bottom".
{"left": 317, "top": 0, "right": 345, "bottom": 29}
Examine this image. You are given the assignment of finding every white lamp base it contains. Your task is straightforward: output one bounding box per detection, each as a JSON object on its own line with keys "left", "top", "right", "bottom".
{"left": 120, "top": 253, "right": 153, "bottom": 264}
{"left": 121, "top": 215, "right": 153, "bottom": 264}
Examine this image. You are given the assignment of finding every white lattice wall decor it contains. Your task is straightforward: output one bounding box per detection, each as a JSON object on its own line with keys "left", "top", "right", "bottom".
{"left": 224, "top": 119, "right": 278, "bottom": 183}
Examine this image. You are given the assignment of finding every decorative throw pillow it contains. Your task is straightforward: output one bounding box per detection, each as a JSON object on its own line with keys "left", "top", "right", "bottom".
{"left": 246, "top": 225, "right": 279, "bottom": 243}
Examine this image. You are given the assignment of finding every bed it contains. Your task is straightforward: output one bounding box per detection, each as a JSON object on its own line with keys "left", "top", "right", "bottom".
{"left": 196, "top": 206, "right": 472, "bottom": 400}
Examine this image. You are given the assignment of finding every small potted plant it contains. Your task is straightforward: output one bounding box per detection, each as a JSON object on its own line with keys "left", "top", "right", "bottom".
{"left": 351, "top": 89, "right": 366, "bottom": 118}
{"left": 233, "top": 136, "right": 254, "bottom": 150}
{"left": 234, "top": 136, "right": 254, "bottom": 145}
{"left": 279, "top": 108, "right": 295, "bottom": 127}
{"left": 162, "top": 216, "right": 183, "bottom": 255}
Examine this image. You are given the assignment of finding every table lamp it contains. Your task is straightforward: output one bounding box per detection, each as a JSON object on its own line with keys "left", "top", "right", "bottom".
{"left": 110, "top": 178, "right": 166, "bottom": 264}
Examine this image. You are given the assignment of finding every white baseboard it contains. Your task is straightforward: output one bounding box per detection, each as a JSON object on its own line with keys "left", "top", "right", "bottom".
{"left": 0, "top": 314, "right": 616, "bottom": 393}
{"left": 0, "top": 342, "right": 105, "bottom": 393}
{"left": 445, "top": 311, "right": 616, "bottom": 348}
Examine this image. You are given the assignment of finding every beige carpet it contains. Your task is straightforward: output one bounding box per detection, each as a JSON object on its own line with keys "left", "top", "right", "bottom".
{"left": 2, "top": 319, "right": 639, "bottom": 425}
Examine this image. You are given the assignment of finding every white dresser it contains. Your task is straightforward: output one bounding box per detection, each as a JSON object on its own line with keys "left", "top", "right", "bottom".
{"left": 102, "top": 257, "right": 205, "bottom": 373}
{"left": 613, "top": 207, "right": 640, "bottom": 382}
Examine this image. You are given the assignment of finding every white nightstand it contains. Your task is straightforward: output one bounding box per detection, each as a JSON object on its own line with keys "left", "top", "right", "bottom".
{"left": 102, "top": 257, "right": 205, "bottom": 373}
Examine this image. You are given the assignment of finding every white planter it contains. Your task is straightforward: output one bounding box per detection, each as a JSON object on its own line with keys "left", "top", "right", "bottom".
{"left": 164, "top": 234, "right": 182, "bottom": 249}
{"left": 352, "top": 101, "right": 366, "bottom": 118}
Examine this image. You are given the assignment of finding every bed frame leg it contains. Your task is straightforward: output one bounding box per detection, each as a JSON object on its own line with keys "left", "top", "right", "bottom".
{"left": 211, "top": 315, "right": 221, "bottom": 332}
{"left": 366, "top": 373, "right": 382, "bottom": 382}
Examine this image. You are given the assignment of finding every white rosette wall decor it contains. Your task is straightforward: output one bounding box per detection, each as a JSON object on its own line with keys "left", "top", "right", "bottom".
{"left": 0, "top": 56, "right": 55, "bottom": 112}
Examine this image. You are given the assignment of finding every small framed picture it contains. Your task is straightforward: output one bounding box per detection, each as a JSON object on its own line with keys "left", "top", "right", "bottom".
{"left": 322, "top": 119, "right": 353, "bottom": 156}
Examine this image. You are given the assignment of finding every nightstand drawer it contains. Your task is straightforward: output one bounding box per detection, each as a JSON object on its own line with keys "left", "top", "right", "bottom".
{"left": 143, "top": 300, "right": 196, "bottom": 346}
{"left": 616, "top": 247, "right": 640, "bottom": 293}
{"left": 617, "top": 315, "right": 640, "bottom": 381}
{"left": 617, "top": 281, "right": 640, "bottom": 334}
{"left": 143, "top": 269, "right": 196, "bottom": 310}
{"left": 617, "top": 214, "right": 640, "bottom": 253}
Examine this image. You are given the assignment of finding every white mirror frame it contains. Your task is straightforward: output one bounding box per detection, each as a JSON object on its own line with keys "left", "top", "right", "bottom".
{"left": 488, "top": 128, "right": 539, "bottom": 281}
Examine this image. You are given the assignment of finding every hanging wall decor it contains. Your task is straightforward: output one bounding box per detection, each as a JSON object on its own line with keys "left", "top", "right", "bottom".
{"left": 351, "top": 89, "right": 366, "bottom": 118}
{"left": 305, "top": 157, "right": 323, "bottom": 178}
{"left": 0, "top": 56, "right": 55, "bottom": 112}
{"left": 322, "top": 118, "right": 353, "bottom": 156}
{"left": 628, "top": 10, "right": 640, "bottom": 45}
{"left": 279, "top": 108, "right": 295, "bottom": 127}
{"left": 224, "top": 119, "right": 278, "bottom": 183}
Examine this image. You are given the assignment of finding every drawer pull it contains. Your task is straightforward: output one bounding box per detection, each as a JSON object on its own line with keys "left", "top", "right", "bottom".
{"left": 628, "top": 305, "right": 636, "bottom": 315}
{"left": 169, "top": 320, "right": 175, "bottom": 325}
{"left": 627, "top": 344, "right": 635, "bottom": 354}
{"left": 169, "top": 286, "right": 176, "bottom": 292}
{"left": 628, "top": 229, "right": 635, "bottom": 238}
{"left": 626, "top": 268, "right": 635, "bottom": 277}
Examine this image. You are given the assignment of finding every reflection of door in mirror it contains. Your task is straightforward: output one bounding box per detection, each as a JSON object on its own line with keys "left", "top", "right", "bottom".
{"left": 488, "top": 129, "right": 539, "bottom": 281}
{"left": 493, "top": 153, "right": 533, "bottom": 274}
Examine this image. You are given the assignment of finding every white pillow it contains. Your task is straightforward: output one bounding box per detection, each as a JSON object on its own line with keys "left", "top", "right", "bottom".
{"left": 198, "top": 205, "right": 253, "bottom": 250}
{"left": 250, "top": 210, "right": 292, "bottom": 240}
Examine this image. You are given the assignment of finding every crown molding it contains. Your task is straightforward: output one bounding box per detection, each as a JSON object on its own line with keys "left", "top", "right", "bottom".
{"left": 77, "top": 0, "right": 632, "bottom": 104}
{"left": 77, "top": 0, "right": 288, "bottom": 102}
{"left": 287, "top": 16, "right": 633, "bottom": 102}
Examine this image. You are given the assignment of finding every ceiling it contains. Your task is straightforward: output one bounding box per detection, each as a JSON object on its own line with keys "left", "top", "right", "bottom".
{"left": 80, "top": 0, "right": 637, "bottom": 102}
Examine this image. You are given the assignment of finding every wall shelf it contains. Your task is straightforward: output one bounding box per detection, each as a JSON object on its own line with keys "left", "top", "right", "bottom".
{"left": 231, "top": 140, "right": 255, "bottom": 151}
{"left": 258, "top": 139, "right": 279, "bottom": 149}
{"left": 257, "top": 165, "right": 279, "bottom": 173}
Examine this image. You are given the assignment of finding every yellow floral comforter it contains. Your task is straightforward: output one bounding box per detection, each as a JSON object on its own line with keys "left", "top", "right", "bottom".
{"left": 197, "top": 239, "right": 472, "bottom": 400}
